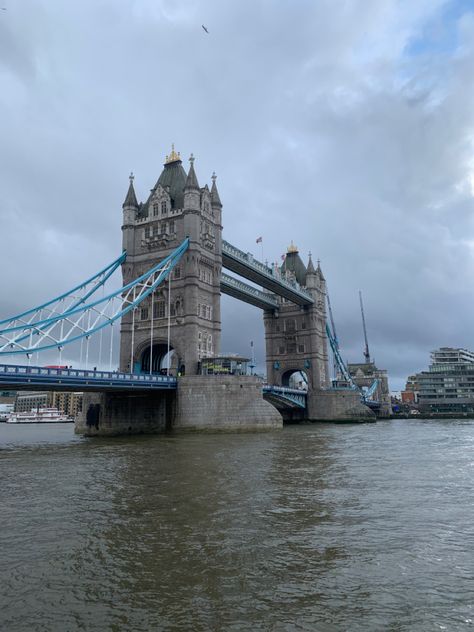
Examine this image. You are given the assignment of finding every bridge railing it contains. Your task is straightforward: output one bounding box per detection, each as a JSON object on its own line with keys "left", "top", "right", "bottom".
{"left": 222, "top": 240, "right": 313, "bottom": 302}
{"left": 221, "top": 274, "right": 279, "bottom": 309}
{"left": 0, "top": 363, "right": 177, "bottom": 387}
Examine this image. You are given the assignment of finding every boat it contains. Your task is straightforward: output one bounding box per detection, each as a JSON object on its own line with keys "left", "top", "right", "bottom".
{"left": 6, "top": 407, "right": 74, "bottom": 424}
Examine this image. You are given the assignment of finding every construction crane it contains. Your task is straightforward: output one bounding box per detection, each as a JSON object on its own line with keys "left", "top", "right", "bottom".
{"left": 359, "top": 290, "right": 371, "bottom": 364}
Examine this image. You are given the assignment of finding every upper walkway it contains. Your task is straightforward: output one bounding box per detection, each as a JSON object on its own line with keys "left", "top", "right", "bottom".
{"left": 222, "top": 241, "right": 314, "bottom": 307}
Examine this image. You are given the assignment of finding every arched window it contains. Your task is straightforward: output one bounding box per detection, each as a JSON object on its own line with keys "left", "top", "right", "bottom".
{"left": 161, "top": 201, "right": 167, "bottom": 215}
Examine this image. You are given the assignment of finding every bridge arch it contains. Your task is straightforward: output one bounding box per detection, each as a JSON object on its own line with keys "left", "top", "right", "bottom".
{"left": 134, "top": 338, "right": 184, "bottom": 376}
{"left": 281, "top": 369, "right": 308, "bottom": 390}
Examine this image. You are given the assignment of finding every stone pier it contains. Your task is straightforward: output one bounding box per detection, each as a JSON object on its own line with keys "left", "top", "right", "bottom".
{"left": 75, "top": 376, "right": 282, "bottom": 436}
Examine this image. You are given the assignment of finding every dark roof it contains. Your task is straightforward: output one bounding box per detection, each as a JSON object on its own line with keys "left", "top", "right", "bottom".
{"left": 211, "top": 174, "right": 222, "bottom": 207}
{"left": 122, "top": 179, "right": 138, "bottom": 208}
{"left": 281, "top": 249, "right": 307, "bottom": 286}
{"left": 185, "top": 160, "right": 200, "bottom": 190}
{"left": 138, "top": 159, "right": 188, "bottom": 218}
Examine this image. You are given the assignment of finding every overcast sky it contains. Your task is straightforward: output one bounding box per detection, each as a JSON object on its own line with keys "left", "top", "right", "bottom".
{"left": 1, "top": 0, "right": 474, "bottom": 390}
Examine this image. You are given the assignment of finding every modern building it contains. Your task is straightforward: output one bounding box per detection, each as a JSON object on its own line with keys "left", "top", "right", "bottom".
{"left": 416, "top": 347, "right": 474, "bottom": 414}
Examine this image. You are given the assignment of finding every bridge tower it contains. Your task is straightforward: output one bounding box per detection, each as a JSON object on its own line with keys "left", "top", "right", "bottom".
{"left": 263, "top": 244, "right": 330, "bottom": 417}
{"left": 120, "top": 146, "right": 223, "bottom": 377}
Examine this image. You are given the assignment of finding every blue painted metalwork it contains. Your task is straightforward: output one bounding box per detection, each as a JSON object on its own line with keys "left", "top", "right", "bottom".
{"left": 325, "top": 323, "right": 358, "bottom": 389}
{"left": 263, "top": 384, "right": 307, "bottom": 409}
{"left": 0, "top": 238, "right": 189, "bottom": 355}
{"left": 0, "top": 363, "right": 177, "bottom": 392}
{"left": 0, "top": 252, "right": 126, "bottom": 327}
{"left": 364, "top": 379, "right": 379, "bottom": 400}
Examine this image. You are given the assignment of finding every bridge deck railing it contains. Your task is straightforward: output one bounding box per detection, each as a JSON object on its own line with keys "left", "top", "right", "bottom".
{"left": 0, "top": 364, "right": 177, "bottom": 389}
{"left": 222, "top": 241, "right": 313, "bottom": 302}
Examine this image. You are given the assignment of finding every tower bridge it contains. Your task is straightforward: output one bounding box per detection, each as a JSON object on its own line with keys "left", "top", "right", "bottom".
{"left": 0, "top": 146, "right": 377, "bottom": 435}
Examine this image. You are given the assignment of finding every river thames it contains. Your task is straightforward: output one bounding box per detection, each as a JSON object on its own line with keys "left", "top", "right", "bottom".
{"left": 1, "top": 419, "right": 473, "bottom": 631}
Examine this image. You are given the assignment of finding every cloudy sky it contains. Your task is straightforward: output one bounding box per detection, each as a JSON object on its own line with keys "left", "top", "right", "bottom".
{"left": 1, "top": 0, "right": 474, "bottom": 390}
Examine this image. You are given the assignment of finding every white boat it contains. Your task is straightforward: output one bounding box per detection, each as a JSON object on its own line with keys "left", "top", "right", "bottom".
{"left": 6, "top": 407, "right": 74, "bottom": 424}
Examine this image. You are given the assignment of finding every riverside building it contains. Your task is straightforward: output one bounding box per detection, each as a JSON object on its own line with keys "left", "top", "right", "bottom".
{"left": 416, "top": 347, "right": 474, "bottom": 414}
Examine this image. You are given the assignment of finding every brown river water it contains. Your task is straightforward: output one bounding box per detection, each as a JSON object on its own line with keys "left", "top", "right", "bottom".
{"left": 0, "top": 419, "right": 473, "bottom": 631}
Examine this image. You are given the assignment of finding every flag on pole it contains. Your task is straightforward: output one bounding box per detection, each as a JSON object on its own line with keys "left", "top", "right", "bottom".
{"left": 256, "top": 236, "right": 262, "bottom": 244}
{"left": 281, "top": 254, "right": 286, "bottom": 260}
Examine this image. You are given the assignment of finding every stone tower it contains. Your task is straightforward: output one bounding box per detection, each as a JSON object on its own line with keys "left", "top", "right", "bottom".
{"left": 264, "top": 243, "right": 330, "bottom": 409}
{"left": 119, "top": 146, "right": 223, "bottom": 376}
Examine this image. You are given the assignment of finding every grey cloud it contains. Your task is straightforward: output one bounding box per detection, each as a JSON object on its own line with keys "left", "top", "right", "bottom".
{"left": 1, "top": 0, "right": 474, "bottom": 390}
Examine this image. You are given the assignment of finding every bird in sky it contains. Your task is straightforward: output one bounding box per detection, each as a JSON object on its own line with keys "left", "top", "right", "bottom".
{"left": 202, "top": 24, "right": 209, "bottom": 34}
{"left": 1, "top": 7, "right": 7, "bottom": 10}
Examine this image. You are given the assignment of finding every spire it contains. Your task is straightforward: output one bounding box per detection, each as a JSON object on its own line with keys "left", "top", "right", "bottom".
{"left": 316, "top": 258, "right": 325, "bottom": 281}
{"left": 122, "top": 172, "right": 138, "bottom": 208}
{"left": 307, "top": 252, "right": 316, "bottom": 274}
{"left": 185, "top": 153, "right": 200, "bottom": 190}
{"left": 210, "top": 172, "right": 222, "bottom": 207}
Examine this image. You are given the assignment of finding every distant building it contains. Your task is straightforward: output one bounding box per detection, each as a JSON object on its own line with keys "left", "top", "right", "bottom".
{"left": 14, "top": 391, "right": 83, "bottom": 418}
{"left": 416, "top": 347, "right": 474, "bottom": 414}
{"left": 401, "top": 375, "right": 420, "bottom": 404}
{"left": 0, "top": 390, "right": 16, "bottom": 405}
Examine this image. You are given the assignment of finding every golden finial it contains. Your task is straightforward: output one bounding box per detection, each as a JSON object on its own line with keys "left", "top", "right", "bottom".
{"left": 165, "top": 143, "right": 181, "bottom": 164}
{"left": 287, "top": 241, "right": 298, "bottom": 254}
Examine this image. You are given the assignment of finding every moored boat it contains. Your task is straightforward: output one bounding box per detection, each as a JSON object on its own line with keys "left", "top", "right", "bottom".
{"left": 6, "top": 407, "right": 74, "bottom": 424}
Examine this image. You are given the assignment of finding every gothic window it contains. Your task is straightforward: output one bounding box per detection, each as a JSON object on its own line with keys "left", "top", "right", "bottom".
{"left": 197, "top": 303, "right": 201, "bottom": 317}
{"left": 173, "top": 266, "right": 181, "bottom": 279}
{"left": 161, "top": 200, "right": 167, "bottom": 215}
{"left": 298, "top": 344, "right": 305, "bottom": 353}
{"left": 154, "top": 301, "right": 165, "bottom": 319}
{"left": 301, "top": 321, "right": 306, "bottom": 330}
{"left": 278, "top": 346, "right": 285, "bottom": 354}
{"left": 160, "top": 222, "right": 167, "bottom": 235}
{"left": 144, "top": 226, "right": 150, "bottom": 239}
{"left": 287, "top": 342, "right": 297, "bottom": 354}
{"left": 153, "top": 203, "right": 159, "bottom": 216}
{"left": 169, "top": 220, "right": 175, "bottom": 234}
{"left": 140, "top": 307, "right": 148, "bottom": 321}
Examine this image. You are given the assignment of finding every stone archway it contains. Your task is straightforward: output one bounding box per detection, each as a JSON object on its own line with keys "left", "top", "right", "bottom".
{"left": 140, "top": 342, "right": 179, "bottom": 375}
{"left": 281, "top": 369, "right": 309, "bottom": 391}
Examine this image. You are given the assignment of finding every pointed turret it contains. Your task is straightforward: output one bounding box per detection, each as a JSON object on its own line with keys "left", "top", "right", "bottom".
{"left": 305, "top": 253, "right": 318, "bottom": 290}
{"left": 185, "top": 154, "right": 200, "bottom": 190}
{"left": 123, "top": 172, "right": 138, "bottom": 208}
{"left": 281, "top": 242, "right": 307, "bottom": 286}
{"left": 211, "top": 172, "right": 222, "bottom": 208}
{"left": 316, "top": 259, "right": 325, "bottom": 281}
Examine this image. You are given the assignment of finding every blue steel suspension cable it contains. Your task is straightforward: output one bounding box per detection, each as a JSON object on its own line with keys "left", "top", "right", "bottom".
{"left": 0, "top": 238, "right": 189, "bottom": 354}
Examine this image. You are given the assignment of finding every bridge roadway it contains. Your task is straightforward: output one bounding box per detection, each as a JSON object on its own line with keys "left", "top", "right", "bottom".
{"left": 222, "top": 241, "right": 313, "bottom": 307}
{"left": 0, "top": 364, "right": 308, "bottom": 410}
{"left": 0, "top": 363, "right": 177, "bottom": 393}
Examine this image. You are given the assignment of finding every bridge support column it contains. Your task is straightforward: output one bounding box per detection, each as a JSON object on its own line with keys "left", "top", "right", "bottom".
{"left": 306, "top": 389, "right": 376, "bottom": 422}
{"left": 75, "top": 391, "right": 175, "bottom": 437}
{"left": 173, "top": 376, "right": 282, "bottom": 432}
